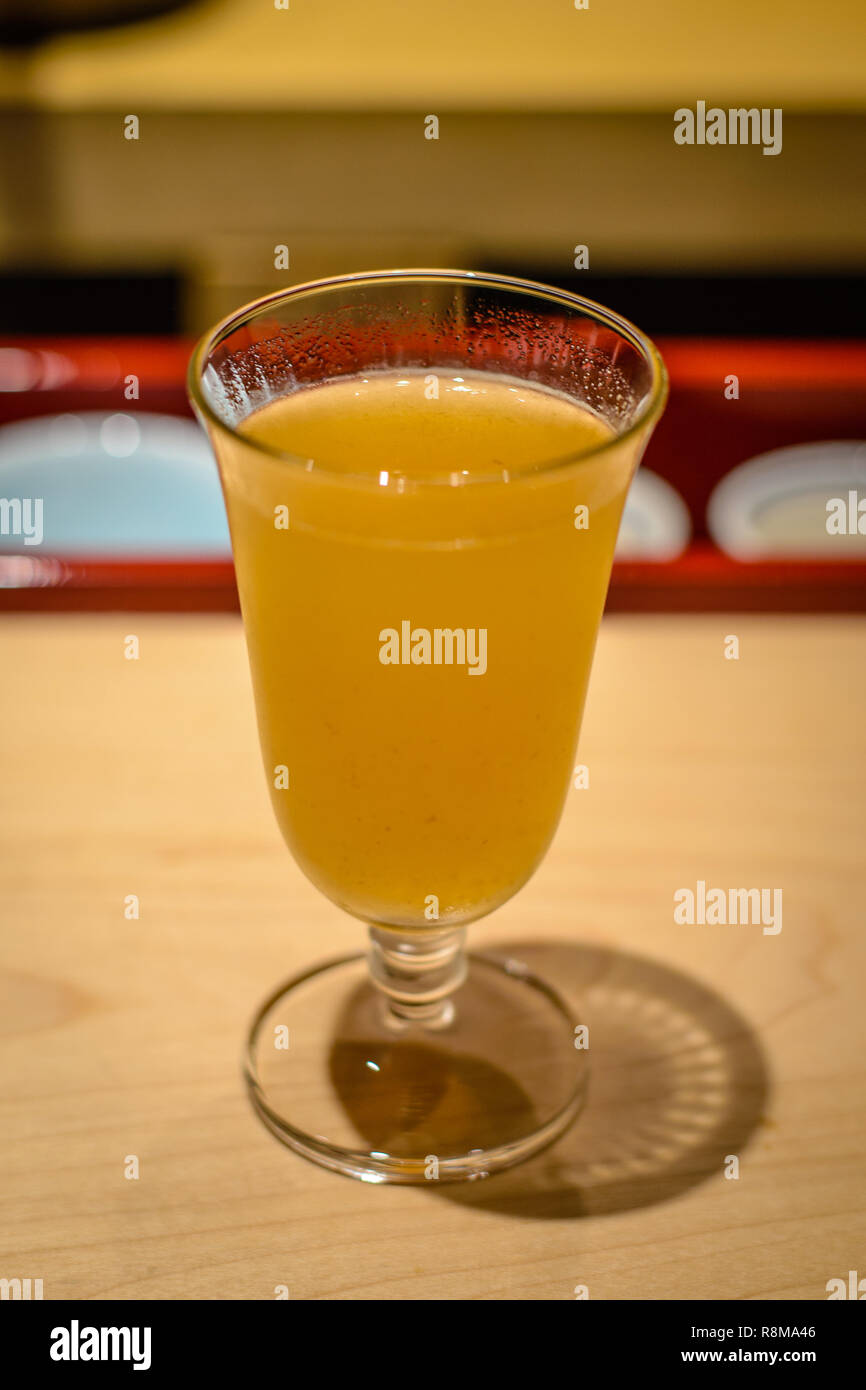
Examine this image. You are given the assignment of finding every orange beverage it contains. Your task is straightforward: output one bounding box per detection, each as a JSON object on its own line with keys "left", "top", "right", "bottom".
{"left": 219, "top": 368, "right": 633, "bottom": 928}
{"left": 191, "top": 271, "right": 667, "bottom": 1186}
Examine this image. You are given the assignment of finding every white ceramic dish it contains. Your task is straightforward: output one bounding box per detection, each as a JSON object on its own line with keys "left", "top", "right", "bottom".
{"left": 615, "top": 468, "right": 692, "bottom": 561}
{"left": 707, "top": 441, "right": 866, "bottom": 559}
{"left": 0, "top": 411, "right": 230, "bottom": 557}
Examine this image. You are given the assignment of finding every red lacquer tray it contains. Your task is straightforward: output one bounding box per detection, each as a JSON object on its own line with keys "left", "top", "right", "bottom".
{"left": 0, "top": 336, "right": 864, "bottom": 612}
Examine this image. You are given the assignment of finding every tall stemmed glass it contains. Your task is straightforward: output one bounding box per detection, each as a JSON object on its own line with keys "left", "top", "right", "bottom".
{"left": 189, "top": 269, "right": 667, "bottom": 1183}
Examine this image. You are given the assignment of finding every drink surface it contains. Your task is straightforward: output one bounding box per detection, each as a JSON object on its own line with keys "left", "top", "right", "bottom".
{"left": 239, "top": 371, "right": 612, "bottom": 479}
{"left": 227, "top": 369, "right": 631, "bottom": 928}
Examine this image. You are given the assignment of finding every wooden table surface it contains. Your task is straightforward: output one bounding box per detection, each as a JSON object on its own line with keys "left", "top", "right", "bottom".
{"left": 1, "top": 613, "right": 864, "bottom": 1301}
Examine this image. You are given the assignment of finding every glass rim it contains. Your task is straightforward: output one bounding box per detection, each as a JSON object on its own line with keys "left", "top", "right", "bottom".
{"left": 187, "top": 267, "right": 669, "bottom": 486}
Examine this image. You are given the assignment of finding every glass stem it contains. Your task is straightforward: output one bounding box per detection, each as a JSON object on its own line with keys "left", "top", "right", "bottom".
{"left": 368, "top": 925, "right": 467, "bottom": 1029}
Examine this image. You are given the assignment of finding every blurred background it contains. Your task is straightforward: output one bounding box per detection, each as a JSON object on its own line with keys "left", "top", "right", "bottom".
{"left": 0, "top": 0, "right": 864, "bottom": 607}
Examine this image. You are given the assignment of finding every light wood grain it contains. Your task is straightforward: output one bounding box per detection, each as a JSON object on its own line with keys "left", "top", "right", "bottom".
{"left": 0, "top": 613, "right": 864, "bottom": 1301}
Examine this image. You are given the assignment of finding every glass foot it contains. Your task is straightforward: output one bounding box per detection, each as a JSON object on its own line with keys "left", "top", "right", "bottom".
{"left": 244, "top": 950, "right": 588, "bottom": 1183}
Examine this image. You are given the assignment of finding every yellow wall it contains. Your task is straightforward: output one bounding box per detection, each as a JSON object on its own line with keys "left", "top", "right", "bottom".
{"left": 2, "top": 0, "right": 864, "bottom": 112}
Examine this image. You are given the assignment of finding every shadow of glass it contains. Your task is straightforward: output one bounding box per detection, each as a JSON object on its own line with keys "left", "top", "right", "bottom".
{"left": 330, "top": 1038, "right": 538, "bottom": 1158}
{"left": 328, "top": 962, "right": 544, "bottom": 1159}
{"left": 433, "top": 939, "right": 771, "bottom": 1219}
